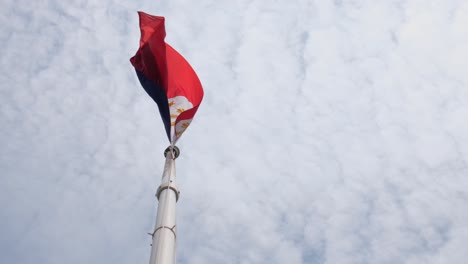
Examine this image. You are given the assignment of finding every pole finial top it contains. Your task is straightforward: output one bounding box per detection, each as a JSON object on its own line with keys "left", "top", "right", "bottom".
{"left": 164, "top": 146, "right": 180, "bottom": 159}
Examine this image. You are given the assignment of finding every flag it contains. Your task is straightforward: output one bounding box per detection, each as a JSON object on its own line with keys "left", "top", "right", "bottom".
{"left": 130, "top": 11, "right": 204, "bottom": 143}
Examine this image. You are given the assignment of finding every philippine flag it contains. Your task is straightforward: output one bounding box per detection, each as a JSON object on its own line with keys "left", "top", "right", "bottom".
{"left": 130, "top": 12, "right": 204, "bottom": 143}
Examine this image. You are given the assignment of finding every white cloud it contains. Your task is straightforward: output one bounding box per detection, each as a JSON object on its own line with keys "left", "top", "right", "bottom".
{"left": 1, "top": 0, "right": 468, "bottom": 263}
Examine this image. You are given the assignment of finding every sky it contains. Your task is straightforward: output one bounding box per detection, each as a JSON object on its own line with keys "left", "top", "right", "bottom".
{"left": 1, "top": 0, "right": 468, "bottom": 263}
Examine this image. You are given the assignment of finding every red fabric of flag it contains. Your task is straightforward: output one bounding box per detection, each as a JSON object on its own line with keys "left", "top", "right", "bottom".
{"left": 130, "top": 11, "right": 204, "bottom": 143}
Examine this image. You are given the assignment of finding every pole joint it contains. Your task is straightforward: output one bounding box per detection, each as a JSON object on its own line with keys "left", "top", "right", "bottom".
{"left": 156, "top": 182, "right": 180, "bottom": 201}
{"left": 148, "top": 225, "right": 177, "bottom": 239}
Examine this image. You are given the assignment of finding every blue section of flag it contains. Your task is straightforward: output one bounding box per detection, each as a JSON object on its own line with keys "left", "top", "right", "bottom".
{"left": 135, "top": 69, "right": 171, "bottom": 140}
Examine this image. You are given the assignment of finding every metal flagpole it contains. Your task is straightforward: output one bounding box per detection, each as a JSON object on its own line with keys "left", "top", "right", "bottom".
{"left": 149, "top": 146, "right": 180, "bottom": 264}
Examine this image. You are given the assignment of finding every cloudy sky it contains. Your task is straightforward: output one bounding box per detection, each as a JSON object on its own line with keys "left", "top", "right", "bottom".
{"left": 2, "top": 0, "right": 468, "bottom": 263}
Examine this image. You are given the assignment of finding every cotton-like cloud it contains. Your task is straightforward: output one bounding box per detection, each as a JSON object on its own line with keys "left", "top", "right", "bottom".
{"left": 1, "top": 0, "right": 468, "bottom": 264}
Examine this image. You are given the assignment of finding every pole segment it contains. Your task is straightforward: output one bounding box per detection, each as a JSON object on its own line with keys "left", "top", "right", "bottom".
{"left": 149, "top": 146, "right": 180, "bottom": 264}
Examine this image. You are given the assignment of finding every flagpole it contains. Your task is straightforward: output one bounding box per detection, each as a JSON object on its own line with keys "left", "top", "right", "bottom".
{"left": 149, "top": 146, "right": 180, "bottom": 264}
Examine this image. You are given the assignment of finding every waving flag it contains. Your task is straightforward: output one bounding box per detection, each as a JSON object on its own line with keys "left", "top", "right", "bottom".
{"left": 130, "top": 12, "right": 204, "bottom": 143}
